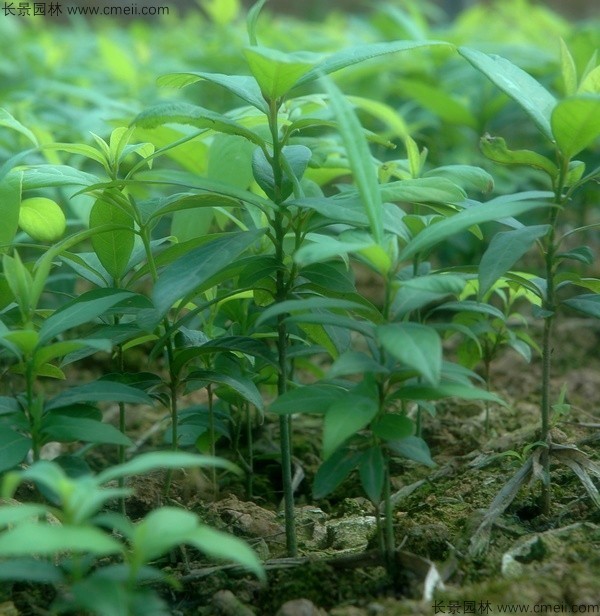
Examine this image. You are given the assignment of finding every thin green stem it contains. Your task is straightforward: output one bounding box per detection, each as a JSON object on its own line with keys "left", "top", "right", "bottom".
{"left": 268, "top": 97, "right": 297, "bottom": 556}
{"left": 539, "top": 158, "right": 568, "bottom": 515}
{"left": 207, "top": 384, "right": 217, "bottom": 497}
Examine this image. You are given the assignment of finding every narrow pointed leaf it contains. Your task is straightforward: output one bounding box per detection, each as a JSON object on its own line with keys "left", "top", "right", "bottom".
{"left": 398, "top": 197, "right": 551, "bottom": 262}
{"left": 153, "top": 230, "right": 264, "bottom": 316}
{"left": 459, "top": 47, "right": 556, "bottom": 140}
{"left": 297, "top": 41, "right": 453, "bottom": 87}
{"left": 157, "top": 72, "right": 268, "bottom": 112}
{"left": 479, "top": 225, "right": 549, "bottom": 297}
{"left": 45, "top": 381, "right": 153, "bottom": 411}
{"left": 38, "top": 289, "right": 135, "bottom": 344}
{"left": 0, "top": 522, "right": 122, "bottom": 557}
{"left": 322, "top": 77, "right": 383, "bottom": 245}
{"left": 96, "top": 451, "right": 238, "bottom": 485}
{"left": 132, "top": 102, "right": 265, "bottom": 146}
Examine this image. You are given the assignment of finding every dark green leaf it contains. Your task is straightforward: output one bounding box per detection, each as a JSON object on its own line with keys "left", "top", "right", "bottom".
{"left": 323, "top": 394, "right": 378, "bottom": 459}
{"left": 45, "top": 381, "right": 153, "bottom": 411}
{"left": 359, "top": 446, "right": 385, "bottom": 503}
{"left": 398, "top": 197, "right": 551, "bottom": 262}
{"left": 0, "top": 429, "right": 31, "bottom": 473}
{"left": 371, "top": 414, "right": 414, "bottom": 440}
{"left": 270, "top": 384, "right": 346, "bottom": 415}
{"left": 41, "top": 414, "right": 132, "bottom": 446}
{"left": 562, "top": 294, "right": 600, "bottom": 318}
{"left": 186, "top": 370, "right": 264, "bottom": 413}
{"left": 38, "top": 289, "right": 135, "bottom": 344}
{"left": 313, "top": 448, "right": 362, "bottom": 499}
{"left": 377, "top": 323, "right": 441, "bottom": 386}
{"left": 152, "top": 230, "right": 264, "bottom": 316}
{"left": 479, "top": 225, "right": 549, "bottom": 297}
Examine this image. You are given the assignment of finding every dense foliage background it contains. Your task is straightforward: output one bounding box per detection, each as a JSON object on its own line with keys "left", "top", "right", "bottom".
{"left": 1, "top": 0, "right": 599, "bottom": 614}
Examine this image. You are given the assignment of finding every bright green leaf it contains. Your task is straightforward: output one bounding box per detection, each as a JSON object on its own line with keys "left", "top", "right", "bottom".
{"left": 551, "top": 95, "right": 600, "bottom": 159}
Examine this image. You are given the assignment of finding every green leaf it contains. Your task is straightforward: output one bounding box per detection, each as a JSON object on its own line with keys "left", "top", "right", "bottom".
{"left": 398, "top": 196, "right": 551, "bottom": 262}
{"left": 90, "top": 194, "right": 135, "bottom": 281}
{"left": 371, "top": 414, "right": 414, "bottom": 440}
{"left": 256, "top": 296, "right": 372, "bottom": 327}
{"left": 359, "top": 446, "right": 385, "bottom": 503}
{"left": 293, "top": 235, "right": 373, "bottom": 267}
{"left": 252, "top": 144, "right": 311, "bottom": 202}
{"left": 38, "top": 289, "right": 135, "bottom": 344}
{"left": 0, "top": 429, "right": 31, "bottom": 473}
{"left": 396, "top": 78, "right": 477, "bottom": 128}
{"left": 0, "top": 108, "right": 38, "bottom": 146}
{"left": 392, "top": 274, "right": 466, "bottom": 318}
{"left": 96, "top": 451, "right": 238, "bottom": 485}
{"left": 458, "top": 47, "right": 556, "bottom": 140}
{"left": 43, "top": 142, "right": 107, "bottom": 167}
{"left": 21, "top": 165, "right": 99, "bottom": 189}
{"left": 322, "top": 77, "right": 383, "bottom": 246}
{"left": 479, "top": 225, "right": 549, "bottom": 297}
{"left": 172, "top": 336, "right": 276, "bottom": 374}
{"left": 45, "top": 380, "right": 153, "bottom": 411}
{"left": 152, "top": 230, "right": 264, "bottom": 316}
{"left": 186, "top": 370, "right": 264, "bottom": 413}
{"left": 391, "top": 382, "right": 505, "bottom": 405}
{"left": 0, "top": 504, "right": 48, "bottom": 528}
{"left": 186, "top": 524, "right": 264, "bottom": 579}
{"left": 0, "top": 171, "right": 22, "bottom": 253}
{"left": 247, "top": 0, "right": 267, "bottom": 45}
{"left": 559, "top": 39, "right": 577, "bottom": 96}
{"left": 132, "top": 102, "right": 265, "bottom": 146}
{"left": 387, "top": 436, "right": 435, "bottom": 467}
{"left": 0, "top": 396, "right": 19, "bottom": 415}
{"left": 328, "top": 352, "right": 387, "bottom": 378}
{"left": 381, "top": 177, "right": 467, "bottom": 204}
{"left": 562, "top": 294, "right": 600, "bottom": 318}
{"left": 323, "top": 394, "right": 378, "bottom": 459}
{"left": 270, "top": 384, "right": 346, "bottom": 415}
{"left": 551, "top": 95, "right": 600, "bottom": 159}
{"left": 479, "top": 135, "right": 558, "bottom": 177}
{"left": 131, "top": 507, "right": 197, "bottom": 563}
{"left": 157, "top": 72, "right": 268, "bottom": 113}
{"left": 423, "top": 166, "right": 494, "bottom": 195}
{"left": 313, "top": 448, "right": 362, "bottom": 499}
{"left": 41, "top": 414, "right": 133, "bottom": 446}
{"left": 0, "top": 522, "right": 122, "bottom": 557}
{"left": 0, "top": 558, "right": 63, "bottom": 583}
{"left": 243, "top": 47, "right": 318, "bottom": 101}
{"left": 297, "top": 40, "right": 453, "bottom": 87}
{"left": 377, "top": 323, "right": 442, "bottom": 386}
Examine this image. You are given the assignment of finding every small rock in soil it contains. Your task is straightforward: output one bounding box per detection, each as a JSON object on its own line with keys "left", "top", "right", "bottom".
{"left": 325, "top": 515, "right": 377, "bottom": 552}
{"left": 276, "top": 598, "right": 328, "bottom": 616}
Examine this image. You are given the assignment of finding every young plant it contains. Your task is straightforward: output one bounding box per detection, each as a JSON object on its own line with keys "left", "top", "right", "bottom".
{"left": 128, "top": 2, "right": 466, "bottom": 557}
{"left": 458, "top": 42, "right": 600, "bottom": 552}
{"left": 0, "top": 452, "right": 264, "bottom": 615}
